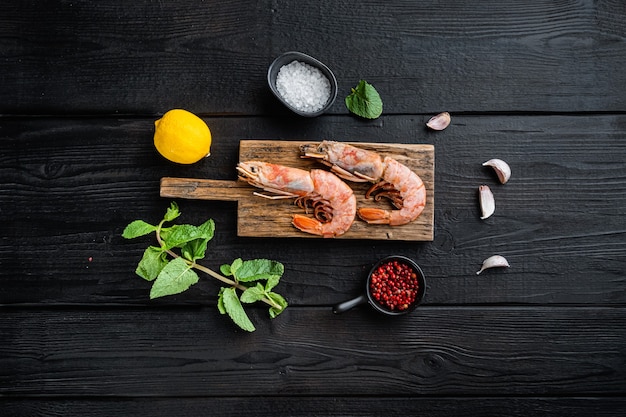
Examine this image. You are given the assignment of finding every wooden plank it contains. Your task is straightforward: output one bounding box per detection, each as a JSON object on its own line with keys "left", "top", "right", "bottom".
{"left": 161, "top": 140, "right": 435, "bottom": 240}
{"left": 1, "top": 1, "right": 625, "bottom": 114}
{"left": 3, "top": 397, "right": 626, "bottom": 417}
{"left": 160, "top": 178, "right": 251, "bottom": 201}
{"left": 1, "top": 307, "right": 625, "bottom": 396}
{"left": 1, "top": 0, "right": 624, "bottom": 413}
{"left": 1, "top": 115, "right": 625, "bottom": 306}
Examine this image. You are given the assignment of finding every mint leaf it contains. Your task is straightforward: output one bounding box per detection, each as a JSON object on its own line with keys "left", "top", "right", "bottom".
{"left": 163, "top": 202, "right": 181, "bottom": 222}
{"left": 233, "top": 259, "right": 284, "bottom": 283}
{"left": 220, "top": 264, "right": 233, "bottom": 276}
{"left": 265, "top": 275, "right": 280, "bottom": 292}
{"left": 161, "top": 220, "right": 215, "bottom": 261}
{"left": 221, "top": 287, "right": 255, "bottom": 332}
{"left": 136, "top": 246, "right": 168, "bottom": 281}
{"left": 179, "top": 220, "right": 215, "bottom": 261}
{"left": 217, "top": 288, "right": 227, "bottom": 314}
{"left": 124, "top": 201, "right": 288, "bottom": 332}
{"left": 345, "top": 80, "right": 383, "bottom": 119}
{"left": 220, "top": 258, "right": 243, "bottom": 278}
{"left": 231, "top": 258, "right": 243, "bottom": 274}
{"left": 240, "top": 283, "right": 265, "bottom": 303}
{"left": 122, "top": 220, "right": 157, "bottom": 239}
{"left": 164, "top": 224, "right": 205, "bottom": 249}
{"left": 150, "top": 257, "right": 199, "bottom": 299}
{"left": 267, "top": 292, "right": 288, "bottom": 318}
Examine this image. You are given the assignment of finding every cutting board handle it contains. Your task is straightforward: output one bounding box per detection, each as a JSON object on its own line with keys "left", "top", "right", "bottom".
{"left": 160, "top": 177, "right": 252, "bottom": 202}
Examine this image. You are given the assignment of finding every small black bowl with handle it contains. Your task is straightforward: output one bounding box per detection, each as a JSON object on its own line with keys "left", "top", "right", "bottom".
{"left": 333, "top": 256, "right": 426, "bottom": 316}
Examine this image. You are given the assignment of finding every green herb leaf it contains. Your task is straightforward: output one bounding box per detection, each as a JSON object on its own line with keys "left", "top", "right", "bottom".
{"left": 240, "top": 283, "right": 266, "bottom": 303}
{"left": 220, "top": 258, "right": 244, "bottom": 279}
{"left": 122, "top": 220, "right": 157, "bottom": 239}
{"left": 163, "top": 202, "right": 181, "bottom": 222}
{"left": 124, "top": 201, "right": 288, "bottom": 332}
{"left": 162, "top": 224, "right": 197, "bottom": 249}
{"left": 233, "top": 259, "right": 284, "bottom": 283}
{"left": 164, "top": 223, "right": 212, "bottom": 250}
{"left": 136, "top": 246, "right": 168, "bottom": 281}
{"left": 150, "top": 257, "right": 199, "bottom": 299}
{"left": 221, "top": 287, "right": 255, "bottom": 332}
{"left": 230, "top": 258, "right": 243, "bottom": 276}
{"left": 220, "top": 264, "right": 232, "bottom": 276}
{"left": 345, "top": 80, "right": 383, "bottom": 119}
{"left": 267, "top": 292, "right": 288, "bottom": 319}
{"left": 217, "top": 288, "right": 227, "bottom": 314}
{"left": 265, "top": 275, "right": 280, "bottom": 292}
{"left": 179, "top": 220, "right": 215, "bottom": 261}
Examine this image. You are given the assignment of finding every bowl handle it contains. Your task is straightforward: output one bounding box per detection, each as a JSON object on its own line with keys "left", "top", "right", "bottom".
{"left": 332, "top": 294, "right": 368, "bottom": 314}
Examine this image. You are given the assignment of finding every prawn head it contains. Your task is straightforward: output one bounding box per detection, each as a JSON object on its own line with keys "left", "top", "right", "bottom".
{"left": 237, "top": 161, "right": 314, "bottom": 198}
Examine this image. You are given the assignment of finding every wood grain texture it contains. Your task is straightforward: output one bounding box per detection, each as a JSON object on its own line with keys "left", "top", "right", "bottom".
{"left": 161, "top": 140, "right": 435, "bottom": 240}
{"left": 2, "top": 398, "right": 626, "bottom": 417}
{"left": 1, "top": 0, "right": 625, "bottom": 114}
{"left": 1, "top": 115, "right": 625, "bottom": 306}
{"left": 1, "top": 1, "right": 625, "bottom": 413}
{"left": 161, "top": 178, "right": 251, "bottom": 201}
{"left": 1, "top": 307, "right": 625, "bottom": 397}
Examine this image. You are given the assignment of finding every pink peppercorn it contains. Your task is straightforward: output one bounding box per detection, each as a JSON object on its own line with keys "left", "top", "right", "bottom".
{"left": 369, "top": 260, "right": 419, "bottom": 312}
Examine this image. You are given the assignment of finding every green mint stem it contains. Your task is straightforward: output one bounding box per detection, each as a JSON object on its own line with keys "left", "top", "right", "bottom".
{"left": 193, "top": 262, "right": 282, "bottom": 310}
{"left": 156, "top": 228, "right": 282, "bottom": 310}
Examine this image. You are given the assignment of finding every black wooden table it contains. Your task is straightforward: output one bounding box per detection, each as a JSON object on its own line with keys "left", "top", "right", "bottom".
{"left": 2, "top": 1, "right": 626, "bottom": 416}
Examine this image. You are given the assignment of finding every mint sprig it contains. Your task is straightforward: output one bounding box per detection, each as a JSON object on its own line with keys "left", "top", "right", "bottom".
{"left": 122, "top": 202, "right": 288, "bottom": 332}
{"left": 345, "top": 79, "right": 383, "bottom": 119}
{"left": 221, "top": 258, "right": 288, "bottom": 319}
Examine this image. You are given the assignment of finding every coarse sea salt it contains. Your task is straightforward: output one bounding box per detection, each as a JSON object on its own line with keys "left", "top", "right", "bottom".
{"left": 275, "top": 60, "right": 331, "bottom": 113}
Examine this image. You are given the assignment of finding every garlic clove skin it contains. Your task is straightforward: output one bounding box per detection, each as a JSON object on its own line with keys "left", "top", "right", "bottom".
{"left": 426, "top": 112, "right": 451, "bottom": 130}
{"left": 476, "top": 255, "right": 510, "bottom": 275}
{"left": 483, "top": 159, "right": 511, "bottom": 184}
{"left": 479, "top": 185, "right": 495, "bottom": 219}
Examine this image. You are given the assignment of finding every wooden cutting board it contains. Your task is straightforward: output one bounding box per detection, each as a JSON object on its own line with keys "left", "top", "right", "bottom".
{"left": 160, "top": 140, "right": 434, "bottom": 240}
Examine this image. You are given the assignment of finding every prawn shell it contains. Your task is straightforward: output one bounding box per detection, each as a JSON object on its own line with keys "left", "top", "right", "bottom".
{"left": 306, "top": 169, "right": 357, "bottom": 237}
{"left": 302, "top": 141, "right": 384, "bottom": 182}
{"left": 302, "top": 141, "right": 427, "bottom": 227}
{"left": 235, "top": 140, "right": 435, "bottom": 240}
{"left": 239, "top": 161, "right": 356, "bottom": 238}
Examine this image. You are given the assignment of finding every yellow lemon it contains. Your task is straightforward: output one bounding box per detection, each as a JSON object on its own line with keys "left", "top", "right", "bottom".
{"left": 154, "top": 109, "right": 212, "bottom": 164}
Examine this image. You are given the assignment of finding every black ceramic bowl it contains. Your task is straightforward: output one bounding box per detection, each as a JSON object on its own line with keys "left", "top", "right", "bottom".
{"left": 333, "top": 256, "right": 426, "bottom": 316}
{"left": 267, "top": 51, "right": 338, "bottom": 117}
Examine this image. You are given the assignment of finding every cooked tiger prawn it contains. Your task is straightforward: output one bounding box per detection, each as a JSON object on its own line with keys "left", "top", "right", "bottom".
{"left": 236, "top": 161, "right": 356, "bottom": 238}
{"left": 301, "top": 141, "right": 426, "bottom": 226}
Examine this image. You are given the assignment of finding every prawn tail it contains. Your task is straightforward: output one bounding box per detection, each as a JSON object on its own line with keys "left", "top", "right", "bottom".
{"left": 292, "top": 214, "right": 334, "bottom": 238}
{"left": 357, "top": 208, "right": 412, "bottom": 226}
{"left": 357, "top": 208, "right": 392, "bottom": 224}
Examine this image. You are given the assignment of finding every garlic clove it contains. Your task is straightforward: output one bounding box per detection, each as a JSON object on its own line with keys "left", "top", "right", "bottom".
{"left": 479, "top": 185, "right": 495, "bottom": 219}
{"left": 476, "top": 255, "right": 510, "bottom": 275}
{"left": 426, "top": 112, "right": 451, "bottom": 130}
{"left": 483, "top": 158, "right": 511, "bottom": 184}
